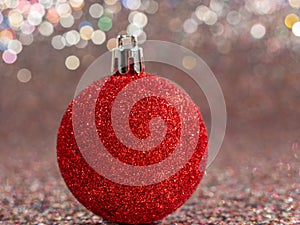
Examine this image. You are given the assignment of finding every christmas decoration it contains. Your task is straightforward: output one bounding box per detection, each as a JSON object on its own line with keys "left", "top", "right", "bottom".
{"left": 57, "top": 35, "right": 208, "bottom": 224}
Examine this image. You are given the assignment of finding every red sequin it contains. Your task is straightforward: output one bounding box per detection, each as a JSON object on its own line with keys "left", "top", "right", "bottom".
{"left": 57, "top": 72, "right": 208, "bottom": 224}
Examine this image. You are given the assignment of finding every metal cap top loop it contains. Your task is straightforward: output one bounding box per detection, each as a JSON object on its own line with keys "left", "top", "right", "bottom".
{"left": 111, "top": 34, "right": 144, "bottom": 75}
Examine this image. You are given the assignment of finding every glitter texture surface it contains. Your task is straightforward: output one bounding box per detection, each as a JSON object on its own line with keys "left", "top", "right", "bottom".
{"left": 56, "top": 72, "right": 208, "bottom": 224}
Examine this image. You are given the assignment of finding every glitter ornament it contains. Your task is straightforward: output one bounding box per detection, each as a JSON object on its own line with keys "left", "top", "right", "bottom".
{"left": 57, "top": 35, "right": 208, "bottom": 224}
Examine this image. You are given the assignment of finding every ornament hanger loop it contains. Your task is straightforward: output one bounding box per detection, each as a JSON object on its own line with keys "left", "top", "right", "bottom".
{"left": 112, "top": 34, "right": 145, "bottom": 75}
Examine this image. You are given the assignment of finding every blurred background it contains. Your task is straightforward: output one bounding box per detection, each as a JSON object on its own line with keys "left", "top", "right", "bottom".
{"left": 0, "top": 0, "right": 299, "bottom": 224}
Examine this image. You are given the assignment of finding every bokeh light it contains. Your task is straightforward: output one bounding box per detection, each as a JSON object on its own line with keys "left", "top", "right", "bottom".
{"left": 89, "top": 3, "right": 104, "bottom": 19}
{"left": 69, "top": 0, "right": 84, "bottom": 10}
{"left": 51, "top": 35, "right": 66, "bottom": 50}
{"left": 80, "top": 25, "right": 94, "bottom": 40}
{"left": 17, "top": 68, "right": 32, "bottom": 83}
{"left": 195, "top": 5, "right": 210, "bottom": 21}
{"left": 19, "top": 33, "right": 33, "bottom": 46}
{"left": 31, "top": 3, "right": 46, "bottom": 17}
{"left": 91, "top": 30, "right": 106, "bottom": 45}
{"left": 78, "top": 21, "right": 92, "bottom": 30}
{"left": 226, "top": 11, "right": 241, "bottom": 26}
{"left": 60, "top": 15, "right": 75, "bottom": 28}
{"left": 183, "top": 18, "right": 198, "bottom": 34}
{"left": 65, "top": 55, "right": 80, "bottom": 70}
{"left": 292, "top": 21, "right": 300, "bottom": 36}
{"left": 210, "top": 0, "right": 224, "bottom": 12}
{"left": 285, "top": 14, "right": 299, "bottom": 29}
{"left": 127, "top": 23, "right": 143, "bottom": 36}
{"left": 203, "top": 10, "right": 218, "bottom": 26}
{"left": 210, "top": 23, "right": 224, "bottom": 36}
{"left": 7, "top": 40, "right": 22, "bottom": 54}
{"left": 123, "top": 0, "right": 141, "bottom": 10}
{"left": 128, "top": 11, "right": 138, "bottom": 23}
{"left": 289, "top": 0, "right": 300, "bottom": 8}
{"left": 250, "top": 24, "right": 266, "bottom": 39}
{"left": 28, "top": 11, "right": 43, "bottom": 26}
{"left": 98, "top": 16, "right": 112, "bottom": 32}
{"left": 137, "top": 30, "right": 147, "bottom": 43}
{"left": 8, "top": 10, "right": 24, "bottom": 29}
{"left": 72, "top": 9, "right": 83, "bottom": 19}
{"left": 65, "top": 30, "right": 80, "bottom": 46}
{"left": 46, "top": 7, "right": 60, "bottom": 24}
{"left": 132, "top": 12, "right": 148, "bottom": 28}
{"left": 144, "top": 0, "right": 158, "bottom": 14}
{"left": 105, "top": 1, "right": 122, "bottom": 14}
{"left": 38, "top": 21, "right": 54, "bottom": 36}
{"left": 56, "top": 2, "right": 72, "bottom": 18}
{"left": 0, "top": 29, "right": 14, "bottom": 40}
{"left": 182, "top": 56, "right": 197, "bottom": 70}
{"left": 39, "top": 0, "right": 53, "bottom": 9}
{"left": 2, "top": 50, "right": 17, "bottom": 64}
{"left": 21, "top": 21, "right": 35, "bottom": 34}
{"left": 106, "top": 37, "right": 117, "bottom": 51}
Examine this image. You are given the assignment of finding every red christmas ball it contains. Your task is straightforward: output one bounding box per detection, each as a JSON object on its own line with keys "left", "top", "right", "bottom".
{"left": 57, "top": 72, "right": 208, "bottom": 224}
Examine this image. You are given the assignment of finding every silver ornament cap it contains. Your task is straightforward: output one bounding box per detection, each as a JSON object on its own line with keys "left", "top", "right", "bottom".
{"left": 111, "top": 34, "right": 144, "bottom": 75}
